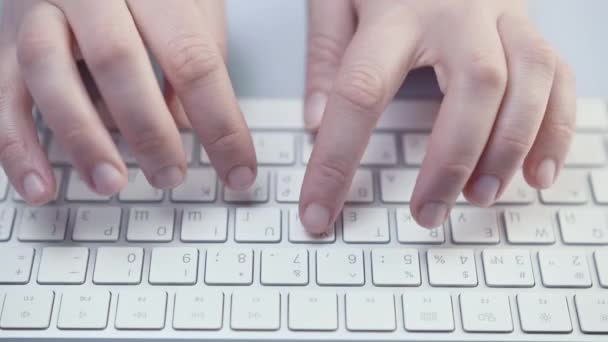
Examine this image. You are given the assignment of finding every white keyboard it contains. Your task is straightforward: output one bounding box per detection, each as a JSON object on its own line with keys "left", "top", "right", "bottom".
{"left": 0, "top": 98, "right": 607, "bottom": 341}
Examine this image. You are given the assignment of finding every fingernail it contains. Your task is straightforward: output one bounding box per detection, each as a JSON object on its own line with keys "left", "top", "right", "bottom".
{"left": 227, "top": 166, "right": 255, "bottom": 191}
{"left": 536, "top": 158, "right": 556, "bottom": 188}
{"left": 417, "top": 201, "right": 449, "bottom": 228}
{"left": 152, "top": 166, "right": 184, "bottom": 189}
{"left": 302, "top": 203, "right": 331, "bottom": 233}
{"left": 92, "top": 163, "right": 125, "bottom": 195}
{"left": 22, "top": 172, "right": 47, "bottom": 203}
{"left": 469, "top": 175, "right": 501, "bottom": 207}
{"left": 304, "top": 92, "right": 327, "bottom": 129}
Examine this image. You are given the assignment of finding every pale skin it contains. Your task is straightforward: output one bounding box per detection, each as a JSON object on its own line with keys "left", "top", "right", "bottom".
{"left": 0, "top": 0, "right": 576, "bottom": 232}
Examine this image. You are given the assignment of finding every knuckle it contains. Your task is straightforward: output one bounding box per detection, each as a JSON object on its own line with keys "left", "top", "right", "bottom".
{"left": 165, "top": 33, "right": 223, "bottom": 88}
{"left": 310, "top": 157, "right": 351, "bottom": 190}
{"left": 204, "top": 127, "right": 243, "bottom": 154}
{"left": 495, "top": 130, "right": 533, "bottom": 157}
{"left": 129, "top": 129, "right": 172, "bottom": 158}
{"left": 546, "top": 115, "right": 576, "bottom": 142}
{"left": 519, "top": 41, "right": 556, "bottom": 77}
{"left": 87, "top": 38, "right": 136, "bottom": 73}
{"left": 17, "top": 32, "right": 56, "bottom": 68}
{"left": 436, "top": 160, "right": 473, "bottom": 182}
{"left": 307, "top": 32, "right": 345, "bottom": 72}
{"left": 335, "top": 62, "right": 386, "bottom": 115}
{"left": 465, "top": 50, "right": 507, "bottom": 91}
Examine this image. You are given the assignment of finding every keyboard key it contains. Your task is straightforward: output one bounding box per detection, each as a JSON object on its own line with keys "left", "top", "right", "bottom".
{"left": 288, "top": 209, "right": 335, "bottom": 243}
{"left": 402, "top": 133, "right": 429, "bottom": 166}
{"left": 252, "top": 133, "right": 295, "bottom": 164}
{"left": 200, "top": 145, "right": 210, "bottom": 164}
{"left": 565, "top": 133, "right": 606, "bottom": 166}
{"left": 450, "top": 208, "right": 500, "bottom": 244}
{"left": 380, "top": 169, "right": 416, "bottom": 203}
{"left": 346, "top": 169, "right": 374, "bottom": 203}
{"left": 427, "top": 249, "right": 477, "bottom": 287}
{"left": 539, "top": 250, "right": 592, "bottom": 288}
{"left": 180, "top": 208, "right": 228, "bottom": 242}
{"left": 575, "top": 294, "right": 608, "bottom": 333}
{"left": 496, "top": 172, "right": 536, "bottom": 204}
{"left": 205, "top": 248, "right": 253, "bottom": 285}
{"left": 402, "top": 292, "right": 454, "bottom": 332}
{"left": 482, "top": 249, "right": 534, "bottom": 287}
{"left": 0, "top": 206, "right": 15, "bottom": 241}
{"left": 17, "top": 207, "right": 69, "bottom": 241}
{"left": 173, "top": 290, "right": 224, "bottom": 330}
{"left": 517, "top": 294, "right": 572, "bottom": 333}
{"left": 47, "top": 135, "right": 71, "bottom": 164}
{"left": 396, "top": 208, "right": 445, "bottom": 244}
{"left": 288, "top": 292, "right": 337, "bottom": 331}
{"left": 558, "top": 209, "right": 608, "bottom": 244}
{"left": 504, "top": 209, "right": 556, "bottom": 244}
{"left": 119, "top": 169, "right": 163, "bottom": 202}
{"left": 0, "top": 247, "right": 34, "bottom": 284}
{"left": 58, "top": 290, "right": 110, "bottom": 330}
{"left": 345, "top": 292, "right": 396, "bottom": 332}
{"left": 38, "top": 247, "right": 89, "bottom": 284}
{"left": 361, "top": 134, "right": 398, "bottom": 165}
{"left": 224, "top": 170, "right": 269, "bottom": 203}
{"left": 276, "top": 169, "right": 303, "bottom": 202}
{"left": 261, "top": 248, "right": 308, "bottom": 285}
{"left": 591, "top": 170, "right": 608, "bottom": 203}
{"left": 171, "top": 168, "right": 217, "bottom": 202}
{"left": 234, "top": 208, "right": 281, "bottom": 242}
{"left": 231, "top": 291, "right": 280, "bottom": 331}
{"left": 93, "top": 247, "right": 144, "bottom": 285}
{"left": 596, "top": 250, "right": 608, "bottom": 287}
{"left": 460, "top": 293, "right": 513, "bottom": 332}
{"left": 316, "top": 249, "right": 364, "bottom": 286}
{"left": 66, "top": 170, "right": 110, "bottom": 201}
{"left": 577, "top": 98, "right": 608, "bottom": 130}
{"left": 371, "top": 248, "right": 421, "bottom": 286}
{"left": 342, "top": 207, "right": 389, "bottom": 243}
{"left": 540, "top": 169, "right": 588, "bottom": 204}
{"left": 0, "top": 168, "right": 8, "bottom": 200}
{"left": 115, "top": 290, "right": 167, "bottom": 330}
{"left": 0, "top": 289, "right": 54, "bottom": 329}
{"left": 149, "top": 247, "right": 198, "bottom": 285}
{"left": 127, "top": 207, "right": 174, "bottom": 242}
{"left": 72, "top": 207, "right": 121, "bottom": 242}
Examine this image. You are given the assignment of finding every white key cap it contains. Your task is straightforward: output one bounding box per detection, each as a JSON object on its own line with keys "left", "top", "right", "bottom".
{"left": 316, "top": 249, "right": 364, "bottom": 285}
{"left": 38, "top": 247, "right": 89, "bottom": 284}
{"left": 0, "top": 289, "right": 54, "bottom": 329}
{"left": 224, "top": 170, "right": 269, "bottom": 202}
{"left": 149, "top": 247, "right": 198, "bottom": 285}
{"left": 565, "top": 133, "right": 606, "bottom": 166}
{"left": 371, "top": 248, "right": 421, "bottom": 286}
{"left": 460, "top": 293, "right": 513, "bottom": 332}
{"left": 396, "top": 208, "right": 445, "bottom": 243}
{"left": 558, "top": 209, "right": 608, "bottom": 244}
{"left": 66, "top": 170, "right": 110, "bottom": 202}
{"left": 0, "top": 247, "right": 34, "bottom": 284}
{"left": 346, "top": 292, "right": 396, "bottom": 332}
{"left": 288, "top": 209, "right": 335, "bottom": 243}
{"left": 17, "top": 207, "right": 69, "bottom": 241}
{"left": 540, "top": 169, "right": 589, "bottom": 204}
{"left": 427, "top": 249, "right": 477, "bottom": 286}
{"left": 496, "top": 172, "right": 536, "bottom": 204}
{"left": 577, "top": 98, "right": 608, "bottom": 130}
{"left": 47, "top": 136, "right": 70, "bottom": 164}
{"left": 538, "top": 250, "right": 591, "bottom": 287}
{"left": 93, "top": 247, "right": 143, "bottom": 285}
{"left": 73, "top": 207, "right": 121, "bottom": 242}
{"left": 361, "top": 134, "right": 398, "bottom": 165}
{"left": 231, "top": 291, "right": 280, "bottom": 331}
{"left": 575, "top": 294, "right": 608, "bottom": 333}
{"left": 200, "top": 145, "right": 210, "bottom": 164}
{"left": 402, "top": 133, "right": 429, "bottom": 166}
{"left": 115, "top": 290, "right": 167, "bottom": 330}
{"left": 402, "top": 292, "right": 454, "bottom": 332}
{"left": 205, "top": 248, "right": 253, "bottom": 285}
{"left": 301, "top": 135, "right": 314, "bottom": 164}
{"left": 450, "top": 208, "right": 500, "bottom": 244}
{"left": 171, "top": 169, "right": 216, "bottom": 202}
{"left": 0, "top": 206, "right": 15, "bottom": 241}
{"left": 517, "top": 294, "right": 572, "bottom": 333}
{"left": 58, "top": 290, "right": 110, "bottom": 330}
{"left": 342, "top": 207, "right": 389, "bottom": 243}
{"left": 380, "top": 169, "right": 416, "bottom": 203}
{"left": 234, "top": 208, "right": 281, "bottom": 242}
{"left": 591, "top": 170, "right": 608, "bottom": 203}
{"left": 346, "top": 169, "right": 374, "bottom": 203}
{"left": 504, "top": 209, "right": 556, "bottom": 244}
{"left": 127, "top": 207, "right": 174, "bottom": 242}
{"left": 596, "top": 250, "right": 608, "bottom": 287}
{"left": 119, "top": 169, "right": 163, "bottom": 202}
{"left": 288, "top": 292, "right": 337, "bottom": 331}
{"left": 181, "top": 208, "right": 227, "bottom": 242}
{"left": 276, "top": 169, "right": 304, "bottom": 202}
{"left": 261, "top": 248, "right": 308, "bottom": 285}
{"left": 482, "top": 249, "right": 534, "bottom": 287}
{"left": 173, "top": 290, "right": 224, "bottom": 330}
{"left": 252, "top": 133, "right": 295, "bottom": 164}
{"left": 0, "top": 168, "right": 8, "bottom": 200}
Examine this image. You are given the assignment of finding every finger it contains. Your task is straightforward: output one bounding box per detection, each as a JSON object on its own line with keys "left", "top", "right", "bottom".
{"left": 411, "top": 19, "right": 508, "bottom": 228}
{"left": 60, "top": 0, "right": 187, "bottom": 189}
{"left": 523, "top": 58, "right": 576, "bottom": 188}
{"left": 299, "top": 9, "right": 421, "bottom": 233}
{"left": 163, "top": 79, "right": 191, "bottom": 128}
{"left": 128, "top": 0, "right": 257, "bottom": 190}
{"left": 463, "top": 15, "right": 556, "bottom": 206}
{"left": 17, "top": 2, "right": 127, "bottom": 196}
{"left": 304, "top": 0, "right": 355, "bottom": 130}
